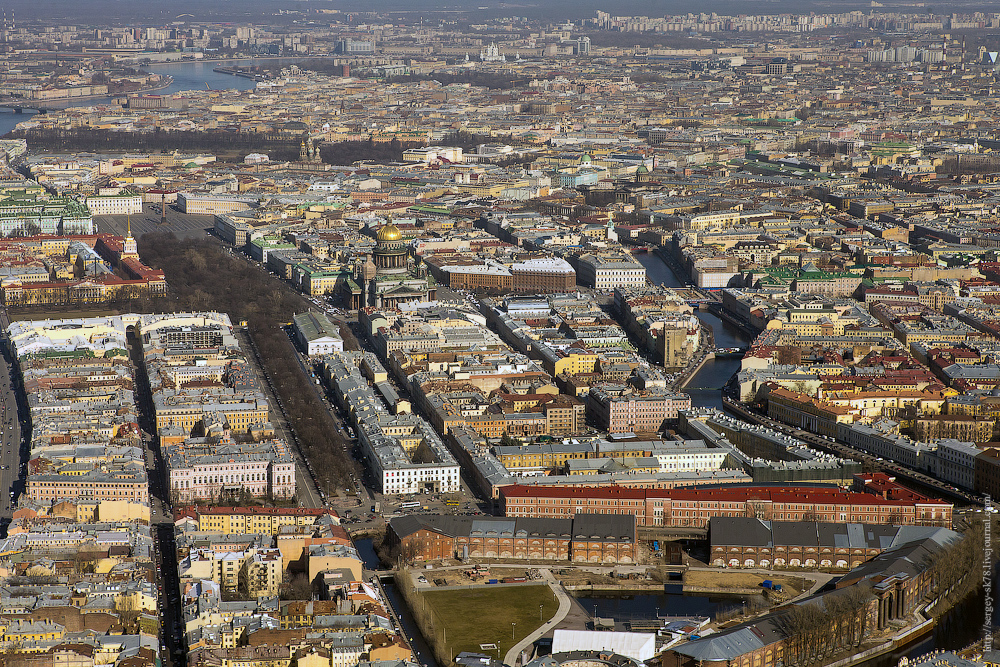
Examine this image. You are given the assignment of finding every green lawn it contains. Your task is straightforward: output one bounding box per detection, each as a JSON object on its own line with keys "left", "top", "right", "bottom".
{"left": 420, "top": 585, "right": 560, "bottom": 661}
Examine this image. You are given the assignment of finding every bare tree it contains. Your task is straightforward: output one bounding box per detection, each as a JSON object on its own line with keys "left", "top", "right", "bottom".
{"left": 400, "top": 537, "right": 426, "bottom": 565}
{"left": 116, "top": 595, "right": 141, "bottom": 634}
{"left": 746, "top": 500, "right": 771, "bottom": 520}
{"left": 279, "top": 573, "right": 312, "bottom": 600}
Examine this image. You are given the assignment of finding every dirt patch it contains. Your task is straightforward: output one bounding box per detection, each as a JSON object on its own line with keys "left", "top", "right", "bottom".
{"left": 684, "top": 570, "right": 809, "bottom": 596}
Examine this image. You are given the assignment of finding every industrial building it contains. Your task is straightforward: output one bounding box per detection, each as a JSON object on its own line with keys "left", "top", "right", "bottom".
{"left": 387, "top": 513, "right": 637, "bottom": 563}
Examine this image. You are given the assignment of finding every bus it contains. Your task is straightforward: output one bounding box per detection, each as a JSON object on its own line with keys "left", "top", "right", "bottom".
{"left": 400, "top": 501, "right": 421, "bottom": 510}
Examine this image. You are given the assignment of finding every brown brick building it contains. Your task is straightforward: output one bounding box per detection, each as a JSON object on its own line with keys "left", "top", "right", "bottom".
{"left": 388, "top": 513, "right": 637, "bottom": 563}
{"left": 511, "top": 257, "right": 576, "bottom": 293}
{"left": 500, "top": 481, "right": 952, "bottom": 528}
{"left": 709, "top": 516, "right": 948, "bottom": 570}
{"left": 423, "top": 255, "right": 513, "bottom": 290}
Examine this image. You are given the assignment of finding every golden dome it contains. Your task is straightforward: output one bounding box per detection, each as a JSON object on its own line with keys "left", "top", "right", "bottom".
{"left": 377, "top": 222, "right": 402, "bottom": 242}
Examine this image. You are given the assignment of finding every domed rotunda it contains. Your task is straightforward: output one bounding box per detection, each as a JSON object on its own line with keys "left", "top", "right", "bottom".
{"left": 373, "top": 220, "right": 408, "bottom": 275}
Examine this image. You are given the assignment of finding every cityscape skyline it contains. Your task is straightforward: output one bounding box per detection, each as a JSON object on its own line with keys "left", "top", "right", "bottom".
{"left": 0, "top": 5, "right": 996, "bottom": 667}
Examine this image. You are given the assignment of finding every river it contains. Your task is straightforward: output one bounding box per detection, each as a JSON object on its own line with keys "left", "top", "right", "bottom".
{"left": 142, "top": 57, "right": 305, "bottom": 96}
{"left": 0, "top": 57, "right": 307, "bottom": 137}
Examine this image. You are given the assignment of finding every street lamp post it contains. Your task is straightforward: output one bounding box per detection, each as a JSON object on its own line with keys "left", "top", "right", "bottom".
{"left": 540, "top": 604, "right": 544, "bottom": 621}
{"left": 511, "top": 622, "right": 516, "bottom": 641}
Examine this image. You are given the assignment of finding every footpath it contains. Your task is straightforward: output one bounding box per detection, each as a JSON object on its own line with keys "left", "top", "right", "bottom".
{"left": 503, "top": 570, "right": 574, "bottom": 667}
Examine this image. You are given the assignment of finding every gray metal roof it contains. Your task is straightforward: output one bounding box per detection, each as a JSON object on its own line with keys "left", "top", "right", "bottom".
{"left": 712, "top": 518, "right": 957, "bottom": 553}
{"left": 712, "top": 517, "right": 774, "bottom": 548}
{"left": 293, "top": 311, "right": 342, "bottom": 343}
{"left": 673, "top": 627, "right": 766, "bottom": 661}
{"left": 389, "top": 514, "right": 633, "bottom": 543}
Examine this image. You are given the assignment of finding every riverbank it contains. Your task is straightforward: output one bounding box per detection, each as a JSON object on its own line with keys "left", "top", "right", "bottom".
{"left": 829, "top": 617, "right": 936, "bottom": 667}
{"left": 710, "top": 303, "right": 762, "bottom": 339}
{"left": 682, "top": 585, "right": 761, "bottom": 595}
{"left": 372, "top": 575, "right": 419, "bottom": 657}
{"left": 0, "top": 76, "right": 175, "bottom": 112}
{"left": 677, "top": 352, "right": 713, "bottom": 389}
{"left": 123, "top": 76, "right": 176, "bottom": 97}
{"left": 141, "top": 55, "right": 308, "bottom": 66}
{"left": 563, "top": 583, "right": 671, "bottom": 593}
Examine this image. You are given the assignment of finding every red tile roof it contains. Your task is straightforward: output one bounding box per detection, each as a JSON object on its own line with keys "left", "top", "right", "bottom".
{"left": 500, "top": 483, "right": 948, "bottom": 506}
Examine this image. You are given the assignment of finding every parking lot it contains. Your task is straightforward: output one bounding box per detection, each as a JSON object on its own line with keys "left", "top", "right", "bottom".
{"left": 94, "top": 204, "right": 215, "bottom": 240}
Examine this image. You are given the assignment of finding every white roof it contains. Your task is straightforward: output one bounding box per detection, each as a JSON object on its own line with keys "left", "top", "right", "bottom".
{"left": 551, "top": 630, "right": 656, "bottom": 662}
{"left": 511, "top": 257, "right": 574, "bottom": 273}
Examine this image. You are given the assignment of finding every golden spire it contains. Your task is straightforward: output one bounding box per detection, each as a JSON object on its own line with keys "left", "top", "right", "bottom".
{"left": 126, "top": 214, "right": 131, "bottom": 238}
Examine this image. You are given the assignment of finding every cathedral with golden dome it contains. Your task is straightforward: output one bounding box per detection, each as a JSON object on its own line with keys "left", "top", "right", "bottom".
{"left": 373, "top": 220, "right": 408, "bottom": 274}
{"left": 344, "top": 218, "right": 436, "bottom": 309}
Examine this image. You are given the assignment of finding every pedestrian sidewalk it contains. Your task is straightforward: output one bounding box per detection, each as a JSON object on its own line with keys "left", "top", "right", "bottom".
{"left": 503, "top": 570, "right": 573, "bottom": 667}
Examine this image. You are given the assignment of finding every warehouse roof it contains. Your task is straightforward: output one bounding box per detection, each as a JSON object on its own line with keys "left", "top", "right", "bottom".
{"left": 293, "top": 311, "right": 343, "bottom": 343}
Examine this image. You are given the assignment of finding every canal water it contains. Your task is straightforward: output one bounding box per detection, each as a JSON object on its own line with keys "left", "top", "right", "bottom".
{"left": 633, "top": 251, "right": 750, "bottom": 411}
{"left": 355, "top": 538, "right": 441, "bottom": 667}
{"left": 382, "top": 581, "right": 441, "bottom": 667}
{"left": 635, "top": 248, "right": 998, "bottom": 662}
{"left": 356, "top": 536, "right": 380, "bottom": 570}
{"left": 578, "top": 587, "right": 740, "bottom": 621}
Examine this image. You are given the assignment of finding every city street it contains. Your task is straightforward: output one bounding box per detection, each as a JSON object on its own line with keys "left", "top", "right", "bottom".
{"left": 0, "top": 339, "right": 22, "bottom": 519}
{"left": 235, "top": 327, "right": 325, "bottom": 509}
{"left": 124, "top": 332, "right": 185, "bottom": 667}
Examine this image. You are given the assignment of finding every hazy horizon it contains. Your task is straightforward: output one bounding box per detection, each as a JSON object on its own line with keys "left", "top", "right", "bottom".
{"left": 7, "top": 0, "right": 1000, "bottom": 25}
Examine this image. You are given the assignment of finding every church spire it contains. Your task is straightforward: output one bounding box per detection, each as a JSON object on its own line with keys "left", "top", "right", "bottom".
{"left": 123, "top": 214, "right": 138, "bottom": 257}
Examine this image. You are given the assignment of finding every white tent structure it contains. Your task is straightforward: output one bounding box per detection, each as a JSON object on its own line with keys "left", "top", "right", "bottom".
{"left": 551, "top": 630, "right": 657, "bottom": 662}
